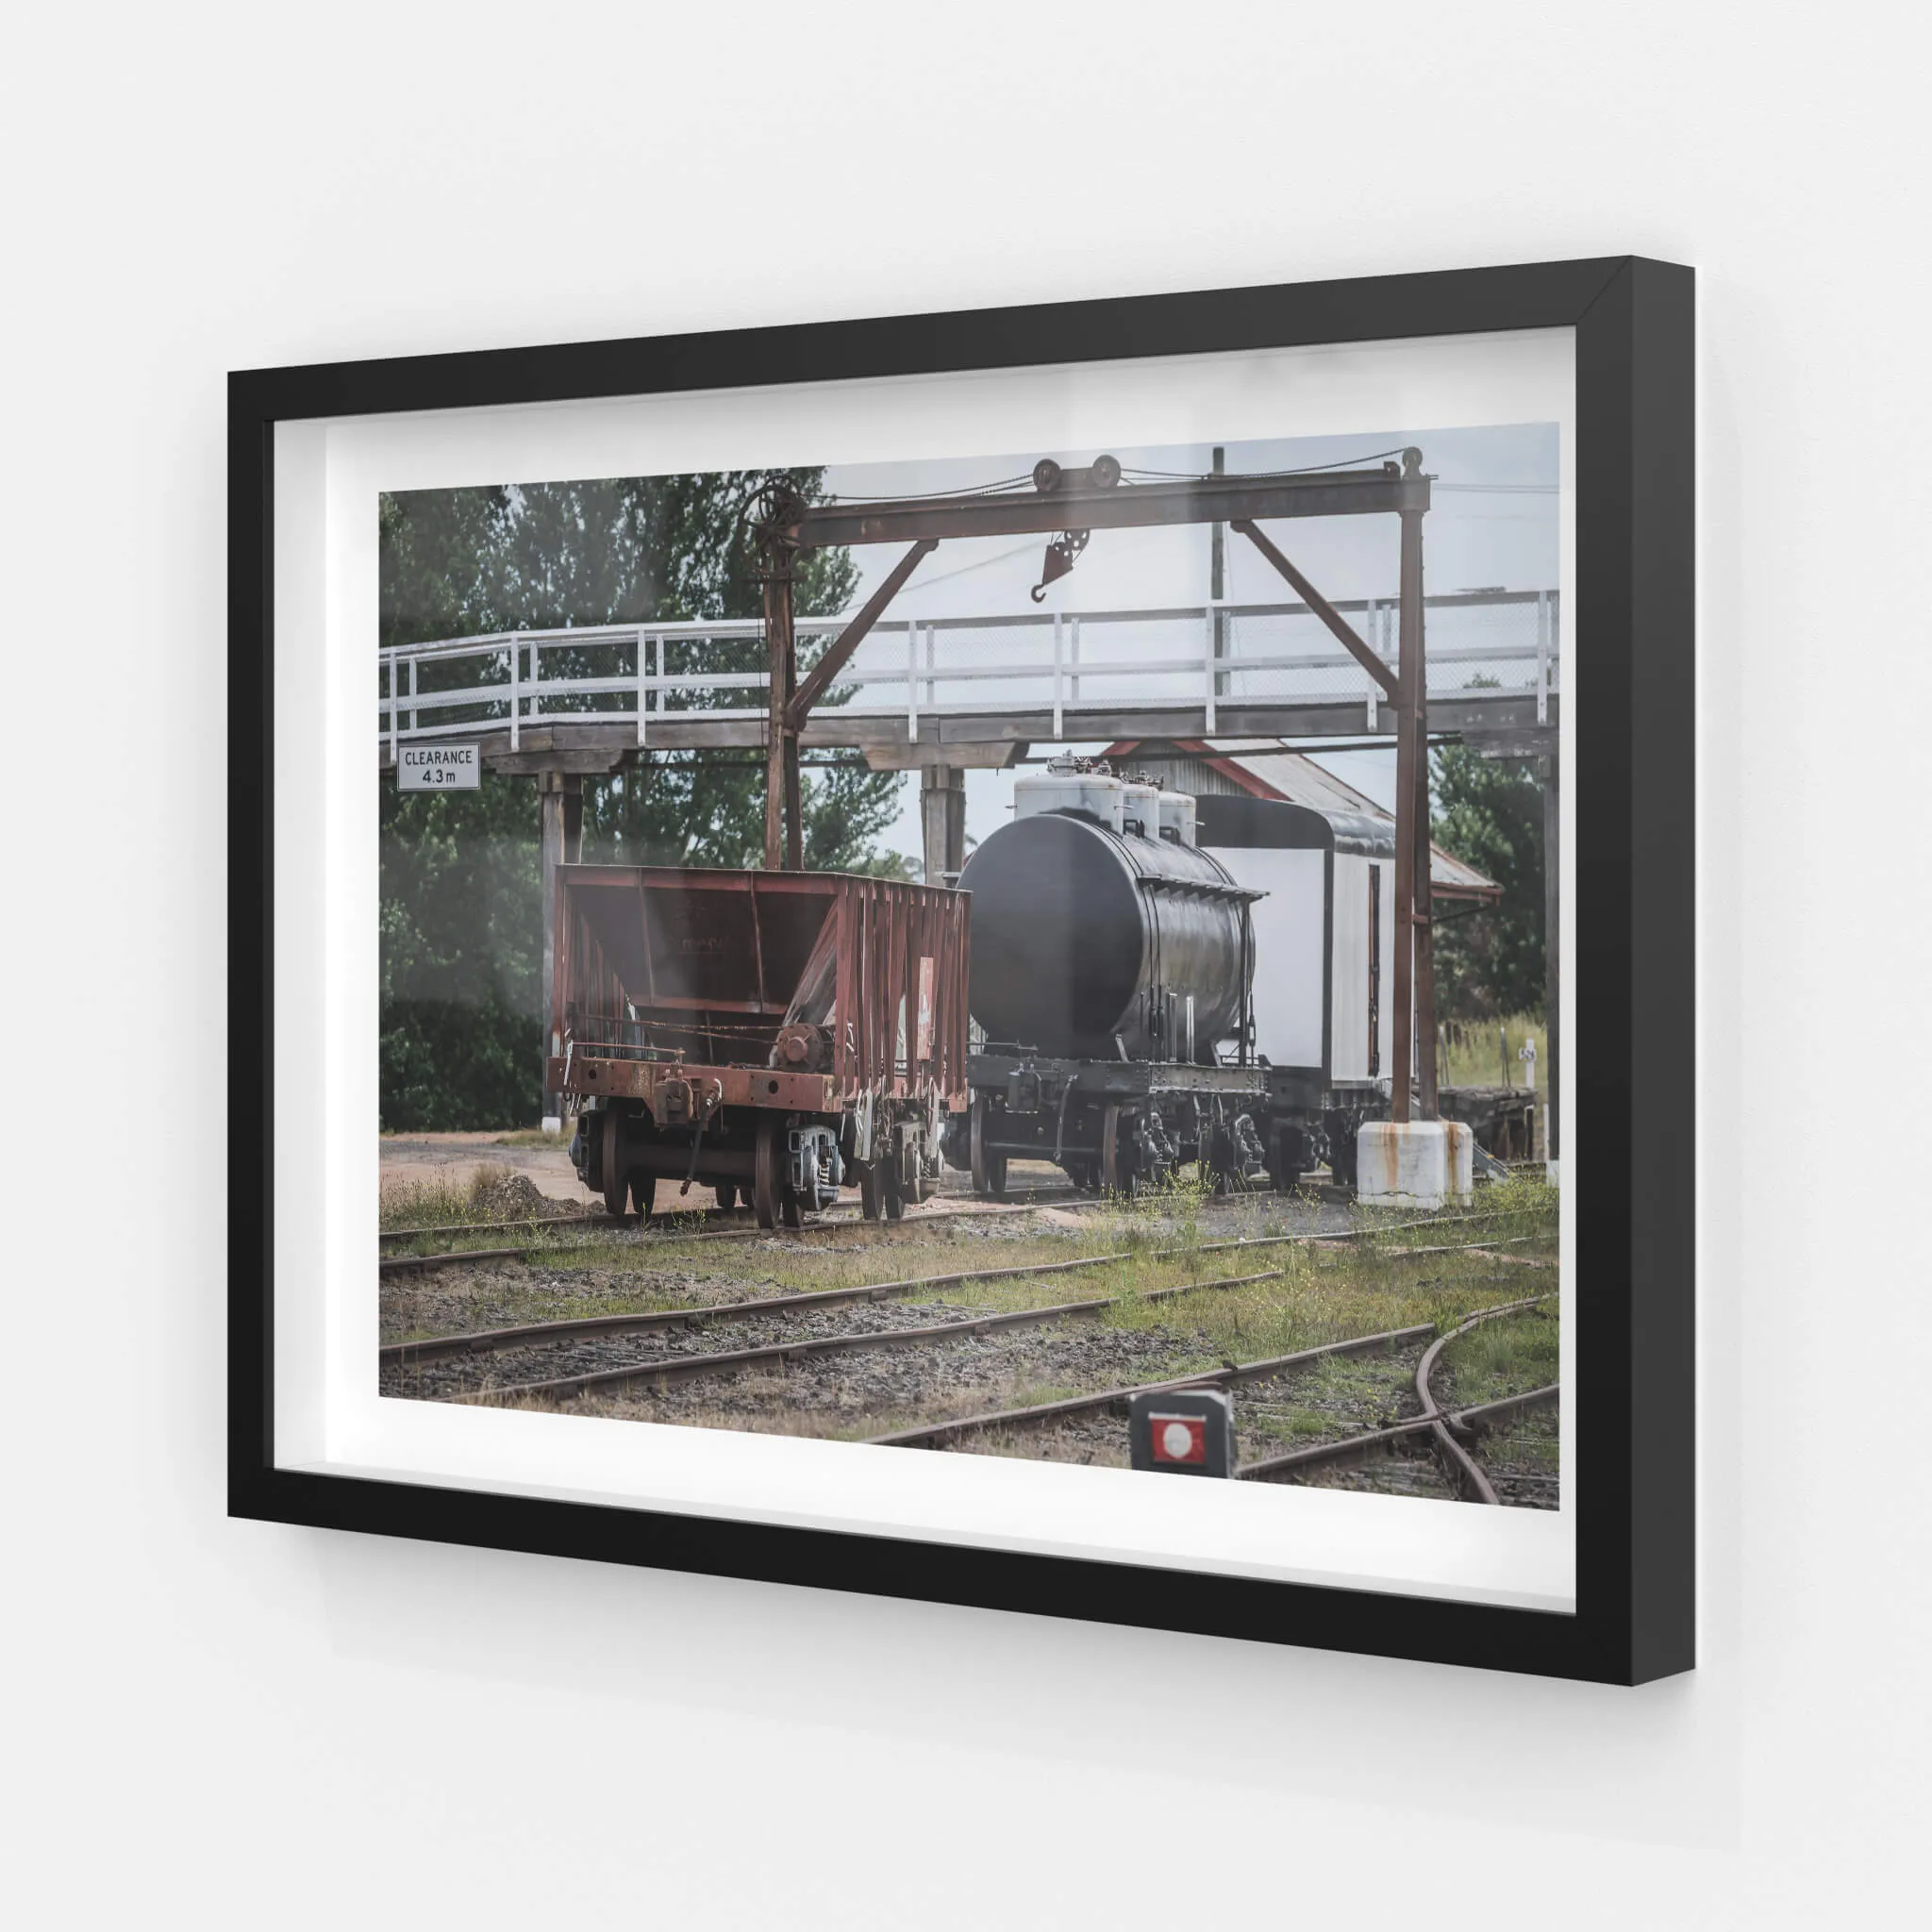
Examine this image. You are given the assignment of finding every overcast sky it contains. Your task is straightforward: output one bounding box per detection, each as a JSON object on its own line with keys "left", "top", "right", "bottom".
{"left": 817, "top": 423, "right": 1558, "bottom": 864}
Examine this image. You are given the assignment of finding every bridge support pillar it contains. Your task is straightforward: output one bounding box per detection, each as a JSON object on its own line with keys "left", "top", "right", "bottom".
{"left": 540, "top": 771, "right": 583, "bottom": 1130}
{"left": 921, "top": 764, "right": 965, "bottom": 884}
{"left": 1543, "top": 749, "right": 1559, "bottom": 1171}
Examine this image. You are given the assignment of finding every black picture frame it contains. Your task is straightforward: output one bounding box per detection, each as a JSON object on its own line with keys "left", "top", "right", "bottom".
{"left": 228, "top": 256, "right": 1694, "bottom": 1685}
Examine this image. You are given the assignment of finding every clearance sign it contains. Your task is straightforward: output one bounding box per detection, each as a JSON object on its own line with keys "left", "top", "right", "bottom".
{"left": 397, "top": 744, "right": 481, "bottom": 791}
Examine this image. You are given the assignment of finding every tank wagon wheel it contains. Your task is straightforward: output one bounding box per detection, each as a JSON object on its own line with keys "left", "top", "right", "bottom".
{"left": 1204, "top": 1125, "right": 1237, "bottom": 1197}
{"left": 1100, "top": 1104, "right": 1137, "bottom": 1199}
{"left": 601, "top": 1111, "right": 629, "bottom": 1221}
{"left": 969, "top": 1097, "right": 1008, "bottom": 1201}
{"left": 753, "top": 1117, "right": 786, "bottom": 1230}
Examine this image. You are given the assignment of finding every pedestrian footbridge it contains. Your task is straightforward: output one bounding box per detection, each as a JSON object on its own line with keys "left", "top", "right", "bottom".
{"left": 377, "top": 589, "right": 1560, "bottom": 772}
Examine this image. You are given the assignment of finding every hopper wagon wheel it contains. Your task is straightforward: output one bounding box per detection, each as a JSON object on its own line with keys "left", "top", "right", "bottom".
{"left": 969, "top": 1097, "right": 1007, "bottom": 1201}
{"left": 601, "top": 1110, "right": 629, "bottom": 1221}
{"left": 713, "top": 1181, "right": 738, "bottom": 1215}
{"left": 1100, "top": 1104, "right": 1137, "bottom": 1199}
{"left": 858, "top": 1160, "right": 886, "bottom": 1221}
{"left": 753, "top": 1116, "right": 784, "bottom": 1230}
{"left": 630, "top": 1173, "right": 656, "bottom": 1220}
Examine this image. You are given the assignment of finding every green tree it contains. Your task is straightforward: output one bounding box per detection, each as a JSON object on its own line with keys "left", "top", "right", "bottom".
{"left": 379, "top": 772, "right": 541, "bottom": 1131}
{"left": 1429, "top": 744, "right": 1547, "bottom": 1020}
{"left": 378, "top": 469, "right": 906, "bottom": 1129}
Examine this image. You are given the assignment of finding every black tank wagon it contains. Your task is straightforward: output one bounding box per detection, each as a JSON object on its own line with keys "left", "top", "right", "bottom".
{"left": 944, "top": 759, "right": 1273, "bottom": 1197}
{"left": 552, "top": 864, "right": 970, "bottom": 1227}
{"left": 948, "top": 755, "right": 1537, "bottom": 1200}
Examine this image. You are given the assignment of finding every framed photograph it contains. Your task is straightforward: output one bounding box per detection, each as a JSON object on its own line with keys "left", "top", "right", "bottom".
{"left": 230, "top": 256, "right": 1694, "bottom": 1684}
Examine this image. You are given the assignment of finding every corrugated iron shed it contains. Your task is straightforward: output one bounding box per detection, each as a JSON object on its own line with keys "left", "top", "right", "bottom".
{"left": 1102, "top": 738, "right": 1502, "bottom": 903}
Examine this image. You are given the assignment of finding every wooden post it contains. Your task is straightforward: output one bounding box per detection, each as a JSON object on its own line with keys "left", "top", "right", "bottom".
{"left": 921, "top": 764, "right": 965, "bottom": 883}
{"left": 762, "top": 561, "right": 795, "bottom": 870}
{"left": 1543, "top": 748, "right": 1560, "bottom": 1162}
{"left": 539, "top": 771, "right": 583, "bottom": 1124}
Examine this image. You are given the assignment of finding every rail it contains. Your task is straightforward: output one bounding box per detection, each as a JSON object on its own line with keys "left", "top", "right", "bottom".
{"left": 377, "top": 590, "right": 1560, "bottom": 759}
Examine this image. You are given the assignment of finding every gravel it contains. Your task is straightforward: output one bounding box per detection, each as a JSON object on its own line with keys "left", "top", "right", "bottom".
{"left": 557, "top": 1317, "right": 1205, "bottom": 1441}
{"left": 381, "top": 1293, "right": 1008, "bottom": 1401}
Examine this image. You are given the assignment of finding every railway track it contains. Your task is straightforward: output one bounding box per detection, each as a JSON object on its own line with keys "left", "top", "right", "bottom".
{"left": 865, "top": 1317, "right": 1443, "bottom": 1447}
{"left": 870, "top": 1291, "right": 1558, "bottom": 1505}
{"left": 429, "top": 1262, "right": 1296, "bottom": 1406}
{"left": 386, "top": 1217, "right": 1560, "bottom": 1503}
{"left": 381, "top": 1212, "right": 1542, "bottom": 1372}
{"left": 379, "top": 1187, "right": 1544, "bottom": 1274}
{"left": 377, "top": 1191, "right": 1100, "bottom": 1271}
{"left": 1234, "top": 1295, "right": 1557, "bottom": 1497}
{"left": 376, "top": 1184, "right": 1091, "bottom": 1245}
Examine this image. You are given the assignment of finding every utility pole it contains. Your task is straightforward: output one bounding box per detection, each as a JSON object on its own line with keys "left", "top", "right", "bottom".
{"left": 1390, "top": 447, "right": 1440, "bottom": 1123}
{"left": 1408, "top": 474, "right": 1439, "bottom": 1117}
{"left": 1209, "top": 445, "right": 1226, "bottom": 696}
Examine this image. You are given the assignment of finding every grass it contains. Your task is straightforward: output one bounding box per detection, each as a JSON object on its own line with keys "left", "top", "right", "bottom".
{"left": 1096, "top": 1233, "right": 1550, "bottom": 1370}
{"left": 1234, "top": 1350, "right": 1420, "bottom": 1451}
{"left": 1436, "top": 1304, "right": 1559, "bottom": 1407}
{"left": 1438, "top": 1011, "right": 1548, "bottom": 1094}
{"left": 379, "top": 1172, "right": 493, "bottom": 1232}
{"left": 384, "top": 1173, "right": 1557, "bottom": 1324}
{"left": 388, "top": 1171, "right": 1564, "bottom": 1491}
{"left": 378, "top": 1161, "right": 575, "bottom": 1235}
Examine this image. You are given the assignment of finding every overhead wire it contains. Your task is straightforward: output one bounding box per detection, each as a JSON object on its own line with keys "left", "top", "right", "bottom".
{"left": 821, "top": 473, "right": 1038, "bottom": 504}
{"left": 1122, "top": 445, "right": 1415, "bottom": 480}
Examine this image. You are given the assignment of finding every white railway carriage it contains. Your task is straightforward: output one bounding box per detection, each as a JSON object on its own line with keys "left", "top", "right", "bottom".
{"left": 1105, "top": 741, "right": 1502, "bottom": 1183}
{"left": 1197, "top": 789, "right": 1398, "bottom": 1092}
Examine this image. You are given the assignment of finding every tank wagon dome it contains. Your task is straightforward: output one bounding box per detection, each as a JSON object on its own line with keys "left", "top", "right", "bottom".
{"left": 958, "top": 760, "right": 1257, "bottom": 1062}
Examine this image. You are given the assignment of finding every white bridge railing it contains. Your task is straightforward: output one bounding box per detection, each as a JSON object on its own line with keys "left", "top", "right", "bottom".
{"left": 378, "top": 590, "right": 1559, "bottom": 758}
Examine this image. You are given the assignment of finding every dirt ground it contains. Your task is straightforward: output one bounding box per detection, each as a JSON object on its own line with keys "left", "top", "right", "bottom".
{"left": 380, "top": 1131, "right": 593, "bottom": 1205}
{"left": 377, "top": 1133, "right": 1071, "bottom": 1217}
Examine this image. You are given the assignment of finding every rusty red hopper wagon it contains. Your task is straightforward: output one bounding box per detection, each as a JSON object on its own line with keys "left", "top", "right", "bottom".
{"left": 551, "top": 865, "right": 971, "bottom": 1228}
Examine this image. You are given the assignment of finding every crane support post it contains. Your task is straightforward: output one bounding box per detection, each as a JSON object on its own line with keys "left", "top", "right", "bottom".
{"left": 762, "top": 562, "right": 795, "bottom": 871}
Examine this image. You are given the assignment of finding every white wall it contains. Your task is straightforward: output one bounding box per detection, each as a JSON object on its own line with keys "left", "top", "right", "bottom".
{"left": 6, "top": 3, "right": 1928, "bottom": 1924}
{"left": 1222, "top": 845, "right": 1327, "bottom": 1068}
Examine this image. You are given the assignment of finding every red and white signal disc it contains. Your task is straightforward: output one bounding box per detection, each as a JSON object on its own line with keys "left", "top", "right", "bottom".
{"left": 1149, "top": 1412, "right": 1206, "bottom": 1464}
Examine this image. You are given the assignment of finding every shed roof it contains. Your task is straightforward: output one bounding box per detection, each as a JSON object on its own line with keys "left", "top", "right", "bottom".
{"left": 1102, "top": 738, "right": 1502, "bottom": 902}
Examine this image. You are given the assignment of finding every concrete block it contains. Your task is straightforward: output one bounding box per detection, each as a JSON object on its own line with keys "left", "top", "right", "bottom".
{"left": 1357, "top": 1119, "right": 1451, "bottom": 1209}
{"left": 1443, "top": 1121, "right": 1474, "bottom": 1206}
